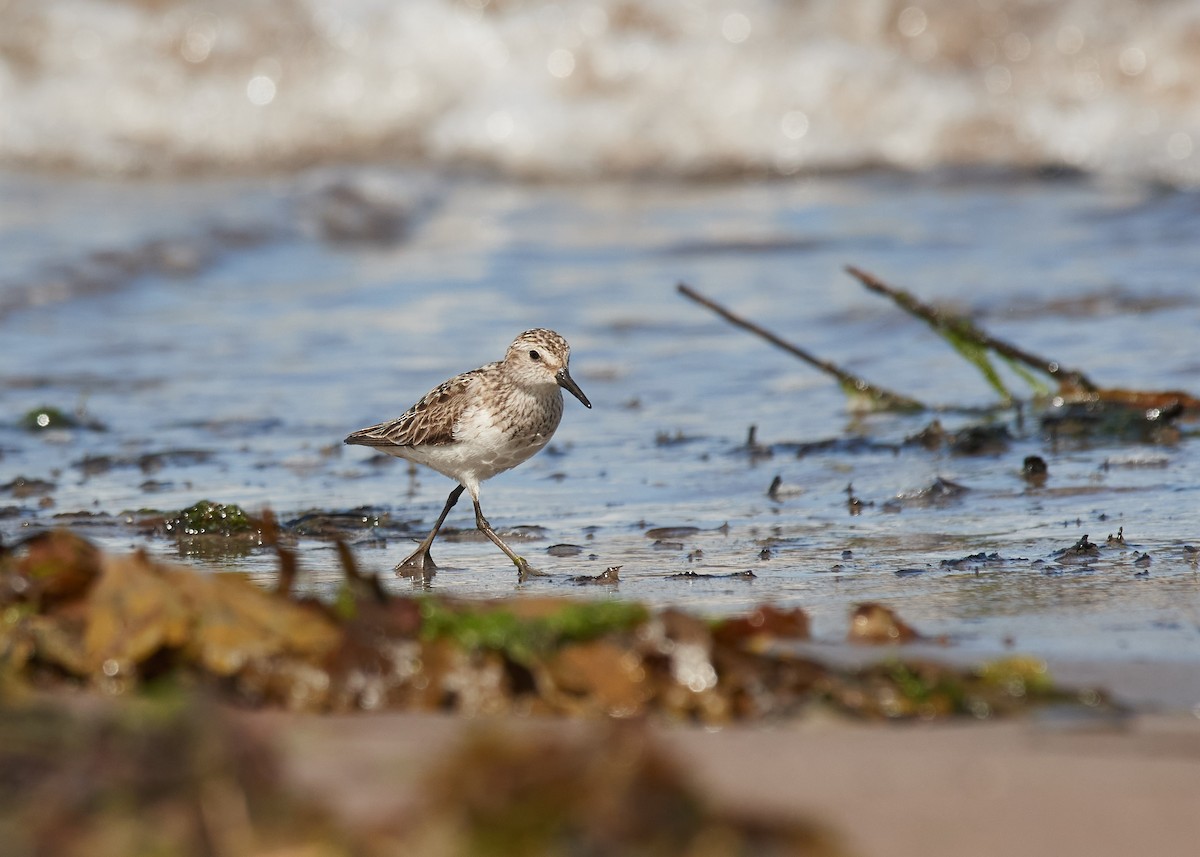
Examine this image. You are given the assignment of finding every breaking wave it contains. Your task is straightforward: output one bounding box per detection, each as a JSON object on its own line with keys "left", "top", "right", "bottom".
{"left": 2, "top": 0, "right": 1198, "bottom": 185}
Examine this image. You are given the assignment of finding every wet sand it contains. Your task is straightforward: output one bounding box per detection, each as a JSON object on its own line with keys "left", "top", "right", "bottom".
{"left": 265, "top": 705, "right": 1200, "bottom": 857}
{"left": 252, "top": 651, "right": 1200, "bottom": 856}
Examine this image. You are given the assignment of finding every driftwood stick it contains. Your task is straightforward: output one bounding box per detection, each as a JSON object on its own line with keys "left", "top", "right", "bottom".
{"left": 677, "top": 282, "right": 925, "bottom": 411}
{"left": 844, "top": 265, "right": 1097, "bottom": 392}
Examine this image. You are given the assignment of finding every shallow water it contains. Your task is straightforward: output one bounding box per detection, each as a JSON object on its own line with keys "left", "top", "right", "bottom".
{"left": 2, "top": 168, "right": 1199, "bottom": 664}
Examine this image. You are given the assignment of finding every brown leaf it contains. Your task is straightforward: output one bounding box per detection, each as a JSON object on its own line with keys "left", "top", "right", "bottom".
{"left": 169, "top": 569, "right": 341, "bottom": 677}
{"left": 0, "top": 617, "right": 37, "bottom": 677}
{"left": 83, "top": 553, "right": 191, "bottom": 677}
{"left": 1068, "top": 385, "right": 1200, "bottom": 413}
{"left": 26, "top": 609, "right": 90, "bottom": 676}
{"left": 544, "top": 640, "right": 652, "bottom": 716}
{"left": 413, "top": 639, "right": 513, "bottom": 716}
{"left": 713, "top": 646, "right": 829, "bottom": 719}
{"left": 11, "top": 529, "right": 102, "bottom": 606}
{"left": 713, "top": 605, "right": 810, "bottom": 651}
{"left": 847, "top": 603, "right": 920, "bottom": 644}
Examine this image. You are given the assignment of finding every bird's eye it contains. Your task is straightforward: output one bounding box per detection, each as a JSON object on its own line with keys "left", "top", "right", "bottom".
{"left": 529, "top": 350, "right": 541, "bottom": 361}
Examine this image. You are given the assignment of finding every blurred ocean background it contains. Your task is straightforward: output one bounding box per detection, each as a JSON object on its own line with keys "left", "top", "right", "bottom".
{"left": 2, "top": 0, "right": 1199, "bottom": 661}
{"left": 2, "top": 0, "right": 1199, "bottom": 183}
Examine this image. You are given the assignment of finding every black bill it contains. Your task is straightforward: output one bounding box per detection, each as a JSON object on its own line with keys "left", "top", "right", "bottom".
{"left": 557, "top": 367, "right": 592, "bottom": 408}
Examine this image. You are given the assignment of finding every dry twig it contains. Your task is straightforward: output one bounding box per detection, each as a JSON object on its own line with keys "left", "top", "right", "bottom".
{"left": 844, "top": 265, "right": 1097, "bottom": 393}
{"left": 677, "top": 282, "right": 925, "bottom": 412}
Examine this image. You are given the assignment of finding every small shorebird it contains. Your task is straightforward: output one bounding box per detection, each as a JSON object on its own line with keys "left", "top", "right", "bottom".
{"left": 345, "top": 329, "right": 591, "bottom": 577}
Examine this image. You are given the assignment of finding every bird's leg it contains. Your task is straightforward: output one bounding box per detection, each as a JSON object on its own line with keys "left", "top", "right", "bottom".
{"left": 396, "top": 484, "right": 464, "bottom": 576}
{"left": 472, "top": 499, "right": 541, "bottom": 577}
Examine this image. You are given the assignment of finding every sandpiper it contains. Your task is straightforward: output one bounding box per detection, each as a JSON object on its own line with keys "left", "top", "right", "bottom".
{"left": 345, "top": 328, "right": 591, "bottom": 577}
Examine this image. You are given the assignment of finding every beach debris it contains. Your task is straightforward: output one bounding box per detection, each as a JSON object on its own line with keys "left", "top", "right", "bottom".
{"left": 845, "top": 483, "right": 869, "bottom": 516}
{"left": 845, "top": 265, "right": 1085, "bottom": 400}
{"left": 284, "top": 506, "right": 401, "bottom": 539}
{"left": 0, "top": 477, "right": 56, "bottom": 499}
{"left": 904, "top": 419, "right": 1011, "bottom": 455}
{"left": 677, "top": 282, "right": 926, "bottom": 412}
{"left": 154, "top": 499, "right": 265, "bottom": 559}
{"left": 714, "top": 604, "right": 810, "bottom": 649}
{"left": 548, "top": 543, "right": 585, "bottom": 557}
{"left": 847, "top": 603, "right": 921, "bottom": 644}
{"left": 164, "top": 499, "right": 258, "bottom": 537}
{"left": 646, "top": 526, "right": 703, "bottom": 540}
{"left": 1022, "top": 455, "right": 1048, "bottom": 485}
{"left": 646, "top": 524, "right": 728, "bottom": 551}
{"left": 904, "top": 419, "right": 949, "bottom": 450}
{"left": 665, "top": 570, "right": 756, "bottom": 581}
{"left": 569, "top": 566, "right": 620, "bottom": 585}
{"left": 1043, "top": 396, "right": 1183, "bottom": 443}
{"left": 940, "top": 552, "right": 1013, "bottom": 571}
{"left": 891, "top": 476, "right": 970, "bottom": 509}
{"left": 678, "top": 269, "right": 1199, "bottom": 435}
{"left": 0, "top": 531, "right": 1116, "bottom": 723}
{"left": 845, "top": 266, "right": 1200, "bottom": 429}
{"left": 19, "top": 404, "right": 105, "bottom": 432}
{"left": 655, "top": 429, "right": 701, "bottom": 446}
{"left": 1054, "top": 534, "right": 1101, "bottom": 563}
{"left": 767, "top": 475, "right": 805, "bottom": 501}
{"left": 0, "top": 529, "right": 339, "bottom": 698}
{"left": 947, "top": 423, "right": 1012, "bottom": 455}
{"left": 744, "top": 424, "right": 774, "bottom": 459}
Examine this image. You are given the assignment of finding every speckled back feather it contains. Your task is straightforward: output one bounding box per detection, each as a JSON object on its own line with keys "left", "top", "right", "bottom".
{"left": 345, "top": 367, "right": 488, "bottom": 449}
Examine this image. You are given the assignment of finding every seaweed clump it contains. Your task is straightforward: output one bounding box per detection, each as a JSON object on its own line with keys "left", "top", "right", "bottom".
{"left": 159, "top": 500, "right": 264, "bottom": 559}
{"left": 164, "top": 499, "right": 256, "bottom": 536}
{"left": 18, "top": 405, "right": 105, "bottom": 432}
{"left": 0, "top": 530, "right": 1113, "bottom": 723}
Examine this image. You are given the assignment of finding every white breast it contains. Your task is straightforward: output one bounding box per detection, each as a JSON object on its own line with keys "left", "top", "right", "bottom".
{"left": 454, "top": 397, "right": 554, "bottom": 478}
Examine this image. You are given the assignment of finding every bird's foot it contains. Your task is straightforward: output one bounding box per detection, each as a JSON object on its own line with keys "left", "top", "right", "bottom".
{"left": 514, "top": 556, "right": 549, "bottom": 579}
{"left": 395, "top": 547, "right": 437, "bottom": 579}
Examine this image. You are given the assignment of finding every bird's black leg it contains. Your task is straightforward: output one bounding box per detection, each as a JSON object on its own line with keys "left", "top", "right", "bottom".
{"left": 396, "top": 484, "right": 464, "bottom": 577}
{"left": 472, "top": 499, "right": 542, "bottom": 577}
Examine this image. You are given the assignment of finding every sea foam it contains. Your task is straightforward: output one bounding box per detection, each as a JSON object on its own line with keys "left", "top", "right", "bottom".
{"left": 1, "top": 0, "right": 1197, "bottom": 185}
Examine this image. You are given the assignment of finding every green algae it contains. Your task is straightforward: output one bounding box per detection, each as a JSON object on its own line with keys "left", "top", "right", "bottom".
{"left": 858, "top": 655, "right": 1084, "bottom": 720}
{"left": 419, "top": 598, "right": 649, "bottom": 666}
{"left": 19, "top": 406, "right": 80, "bottom": 431}
{"left": 164, "top": 500, "right": 256, "bottom": 536}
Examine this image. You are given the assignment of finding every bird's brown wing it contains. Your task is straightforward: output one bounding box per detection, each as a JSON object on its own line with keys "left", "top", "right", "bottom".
{"left": 344, "top": 368, "right": 483, "bottom": 449}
